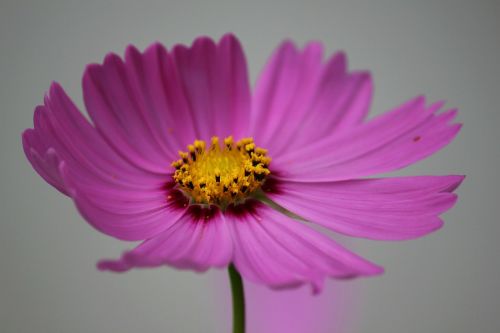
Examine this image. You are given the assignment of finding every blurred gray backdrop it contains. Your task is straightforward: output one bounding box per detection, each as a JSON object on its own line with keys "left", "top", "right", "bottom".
{"left": 1, "top": 0, "right": 499, "bottom": 332}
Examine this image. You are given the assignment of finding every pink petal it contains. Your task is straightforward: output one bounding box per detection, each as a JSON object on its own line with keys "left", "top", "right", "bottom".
{"left": 295, "top": 69, "right": 372, "bottom": 146}
{"left": 23, "top": 83, "right": 166, "bottom": 190}
{"left": 226, "top": 201, "right": 383, "bottom": 293}
{"left": 22, "top": 83, "right": 181, "bottom": 241}
{"left": 267, "top": 175, "right": 464, "bottom": 240}
{"left": 273, "top": 97, "right": 461, "bottom": 181}
{"left": 250, "top": 41, "right": 372, "bottom": 157}
{"left": 123, "top": 43, "right": 198, "bottom": 157}
{"left": 172, "top": 34, "right": 251, "bottom": 141}
{"left": 83, "top": 54, "right": 176, "bottom": 173}
{"left": 65, "top": 178, "right": 188, "bottom": 241}
{"left": 98, "top": 206, "right": 233, "bottom": 272}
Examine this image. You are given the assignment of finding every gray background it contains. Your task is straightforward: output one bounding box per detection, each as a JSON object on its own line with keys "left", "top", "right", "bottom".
{"left": 1, "top": 0, "right": 499, "bottom": 332}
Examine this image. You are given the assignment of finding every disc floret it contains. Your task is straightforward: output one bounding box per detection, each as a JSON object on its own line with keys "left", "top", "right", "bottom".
{"left": 172, "top": 136, "right": 271, "bottom": 207}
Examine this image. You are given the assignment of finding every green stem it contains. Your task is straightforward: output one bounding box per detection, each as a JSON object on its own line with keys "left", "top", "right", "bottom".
{"left": 228, "top": 263, "right": 245, "bottom": 333}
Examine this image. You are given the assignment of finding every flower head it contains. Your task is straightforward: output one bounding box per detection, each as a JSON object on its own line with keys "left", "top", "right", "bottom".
{"left": 22, "top": 34, "right": 463, "bottom": 293}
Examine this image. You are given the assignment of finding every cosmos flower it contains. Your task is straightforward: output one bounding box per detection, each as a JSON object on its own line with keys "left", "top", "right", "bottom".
{"left": 22, "top": 34, "right": 463, "bottom": 293}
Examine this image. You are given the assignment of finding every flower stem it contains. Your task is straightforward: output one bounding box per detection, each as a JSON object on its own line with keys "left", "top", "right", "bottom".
{"left": 228, "top": 263, "right": 245, "bottom": 333}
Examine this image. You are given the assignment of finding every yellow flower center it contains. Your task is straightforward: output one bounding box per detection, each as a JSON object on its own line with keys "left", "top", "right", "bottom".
{"left": 172, "top": 136, "right": 271, "bottom": 207}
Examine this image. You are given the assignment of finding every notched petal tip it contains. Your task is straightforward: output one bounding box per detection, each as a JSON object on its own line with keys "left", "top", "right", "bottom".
{"left": 172, "top": 43, "right": 189, "bottom": 56}
{"left": 454, "top": 174, "right": 466, "bottom": 185}
{"left": 82, "top": 63, "right": 103, "bottom": 84}
{"left": 48, "top": 80, "right": 64, "bottom": 94}
{"left": 430, "top": 99, "right": 447, "bottom": 111}
{"left": 143, "top": 41, "right": 168, "bottom": 56}
{"left": 347, "top": 257, "right": 385, "bottom": 278}
{"left": 103, "top": 52, "right": 124, "bottom": 68}
{"left": 416, "top": 94, "right": 427, "bottom": 106}
{"left": 32, "top": 105, "right": 46, "bottom": 128}
{"left": 21, "top": 128, "right": 34, "bottom": 147}
{"left": 437, "top": 107, "right": 458, "bottom": 121}
{"left": 371, "top": 265, "right": 385, "bottom": 276}
{"left": 171, "top": 34, "right": 238, "bottom": 57}
{"left": 331, "top": 50, "right": 347, "bottom": 67}
{"left": 97, "top": 259, "right": 131, "bottom": 273}
{"left": 273, "top": 39, "right": 298, "bottom": 57}
{"left": 124, "top": 43, "right": 142, "bottom": 60}
{"left": 191, "top": 35, "right": 217, "bottom": 49}
{"left": 438, "top": 174, "right": 465, "bottom": 192}
{"left": 219, "top": 33, "right": 247, "bottom": 59}
{"left": 357, "top": 70, "right": 372, "bottom": 81}
{"left": 220, "top": 32, "right": 240, "bottom": 45}
{"left": 83, "top": 52, "right": 124, "bottom": 76}
{"left": 302, "top": 40, "right": 324, "bottom": 57}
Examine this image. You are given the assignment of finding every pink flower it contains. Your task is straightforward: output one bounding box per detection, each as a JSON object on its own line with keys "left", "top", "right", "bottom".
{"left": 22, "top": 34, "right": 463, "bottom": 293}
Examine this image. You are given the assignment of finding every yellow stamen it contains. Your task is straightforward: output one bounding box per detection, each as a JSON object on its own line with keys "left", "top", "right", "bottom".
{"left": 172, "top": 136, "right": 271, "bottom": 207}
